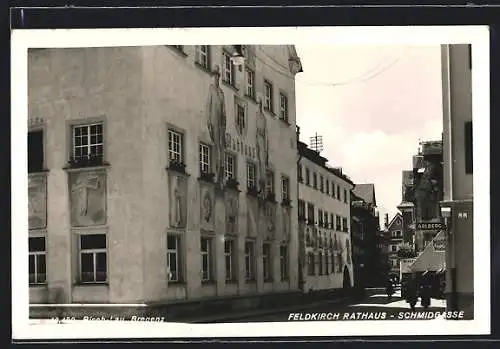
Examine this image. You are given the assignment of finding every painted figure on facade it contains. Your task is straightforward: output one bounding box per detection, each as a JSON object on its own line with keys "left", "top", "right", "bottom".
{"left": 202, "top": 191, "right": 213, "bottom": 223}
{"left": 171, "top": 176, "right": 183, "bottom": 227}
{"left": 226, "top": 195, "right": 238, "bottom": 233}
{"left": 70, "top": 172, "right": 106, "bottom": 227}
{"left": 28, "top": 175, "right": 46, "bottom": 229}
{"left": 415, "top": 160, "right": 440, "bottom": 219}
{"left": 206, "top": 65, "right": 227, "bottom": 189}
{"left": 255, "top": 98, "right": 269, "bottom": 199}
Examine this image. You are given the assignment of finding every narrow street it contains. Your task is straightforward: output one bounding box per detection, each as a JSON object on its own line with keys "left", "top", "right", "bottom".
{"left": 211, "top": 287, "right": 447, "bottom": 323}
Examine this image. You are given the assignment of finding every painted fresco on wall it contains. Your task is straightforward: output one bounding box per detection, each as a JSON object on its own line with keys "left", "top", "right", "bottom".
{"left": 247, "top": 197, "right": 258, "bottom": 238}
{"left": 70, "top": 171, "right": 106, "bottom": 227}
{"left": 225, "top": 190, "right": 239, "bottom": 235}
{"left": 28, "top": 174, "right": 47, "bottom": 229}
{"left": 281, "top": 206, "right": 291, "bottom": 242}
{"left": 200, "top": 184, "right": 215, "bottom": 231}
{"left": 265, "top": 202, "right": 276, "bottom": 237}
{"left": 169, "top": 173, "right": 187, "bottom": 229}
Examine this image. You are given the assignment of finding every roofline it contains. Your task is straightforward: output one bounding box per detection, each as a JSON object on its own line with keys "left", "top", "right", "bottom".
{"left": 386, "top": 212, "right": 403, "bottom": 229}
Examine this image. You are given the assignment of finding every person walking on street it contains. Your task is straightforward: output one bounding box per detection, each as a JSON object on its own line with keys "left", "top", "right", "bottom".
{"left": 386, "top": 278, "right": 394, "bottom": 301}
{"left": 405, "top": 274, "right": 418, "bottom": 311}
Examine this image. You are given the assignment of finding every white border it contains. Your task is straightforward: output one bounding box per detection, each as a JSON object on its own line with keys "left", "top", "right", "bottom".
{"left": 12, "top": 26, "right": 490, "bottom": 339}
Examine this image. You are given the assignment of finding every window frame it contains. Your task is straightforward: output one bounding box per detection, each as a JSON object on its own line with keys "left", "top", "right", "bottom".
{"left": 167, "top": 233, "right": 182, "bottom": 283}
{"left": 245, "top": 240, "right": 256, "bottom": 281}
{"left": 281, "top": 175, "right": 290, "bottom": 202}
{"left": 262, "top": 242, "right": 272, "bottom": 282}
{"left": 29, "top": 236, "right": 47, "bottom": 285}
{"left": 279, "top": 92, "right": 289, "bottom": 122}
{"left": 195, "top": 45, "right": 210, "bottom": 69}
{"left": 224, "top": 152, "right": 236, "bottom": 180}
{"left": 224, "top": 237, "right": 236, "bottom": 282}
{"left": 222, "top": 50, "right": 235, "bottom": 86}
{"left": 264, "top": 80, "right": 274, "bottom": 112}
{"left": 246, "top": 161, "right": 257, "bottom": 189}
{"left": 279, "top": 244, "right": 289, "bottom": 280}
{"left": 200, "top": 236, "right": 214, "bottom": 282}
{"left": 78, "top": 233, "right": 108, "bottom": 284}
{"left": 28, "top": 129, "right": 45, "bottom": 173}
{"left": 168, "top": 128, "right": 185, "bottom": 164}
{"left": 71, "top": 122, "right": 105, "bottom": 163}
{"left": 245, "top": 67, "right": 255, "bottom": 98}
{"left": 199, "top": 143, "right": 212, "bottom": 175}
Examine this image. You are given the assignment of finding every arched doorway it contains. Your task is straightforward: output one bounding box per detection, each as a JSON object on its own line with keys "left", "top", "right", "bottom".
{"left": 343, "top": 266, "right": 352, "bottom": 291}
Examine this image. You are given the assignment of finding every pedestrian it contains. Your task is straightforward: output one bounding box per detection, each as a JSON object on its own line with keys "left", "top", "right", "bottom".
{"left": 419, "top": 275, "right": 431, "bottom": 309}
{"left": 385, "top": 278, "right": 394, "bottom": 301}
{"left": 405, "top": 274, "right": 418, "bottom": 311}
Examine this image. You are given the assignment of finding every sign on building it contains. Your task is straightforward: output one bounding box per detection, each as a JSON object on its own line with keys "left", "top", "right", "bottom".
{"left": 432, "top": 234, "right": 446, "bottom": 251}
{"left": 400, "top": 258, "right": 417, "bottom": 274}
{"left": 415, "top": 222, "right": 445, "bottom": 230}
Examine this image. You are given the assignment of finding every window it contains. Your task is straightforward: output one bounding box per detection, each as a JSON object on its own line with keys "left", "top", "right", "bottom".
{"left": 325, "top": 252, "right": 329, "bottom": 274}
{"left": 330, "top": 214, "right": 334, "bottom": 228}
{"left": 245, "top": 68, "right": 255, "bottom": 98}
{"left": 318, "top": 209, "right": 323, "bottom": 226}
{"left": 281, "top": 176, "right": 290, "bottom": 201}
{"left": 320, "top": 175, "right": 324, "bottom": 192}
{"left": 394, "top": 230, "right": 402, "bottom": 238}
{"left": 201, "top": 237, "right": 213, "bottom": 282}
{"left": 28, "top": 130, "right": 44, "bottom": 173}
{"left": 298, "top": 200, "right": 306, "bottom": 219}
{"left": 331, "top": 251, "right": 336, "bottom": 273}
{"left": 262, "top": 243, "right": 272, "bottom": 281}
{"left": 325, "top": 180, "right": 329, "bottom": 195}
{"left": 245, "top": 240, "right": 255, "bottom": 281}
{"left": 224, "top": 238, "right": 235, "bottom": 282}
{"left": 29, "top": 236, "right": 46, "bottom": 285}
{"left": 224, "top": 153, "right": 236, "bottom": 179}
{"left": 195, "top": 45, "right": 210, "bottom": 69}
{"left": 168, "top": 129, "right": 184, "bottom": 163}
{"left": 324, "top": 212, "right": 328, "bottom": 228}
{"left": 79, "top": 234, "right": 107, "bottom": 283}
{"left": 305, "top": 168, "right": 310, "bottom": 185}
{"left": 391, "top": 245, "right": 397, "bottom": 252}
{"left": 332, "top": 182, "right": 336, "bottom": 197}
{"left": 266, "top": 170, "right": 275, "bottom": 196}
{"left": 279, "top": 93, "right": 288, "bottom": 122}
{"left": 72, "top": 123, "right": 104, "bottom": 162}
{"left": 167, "top": 234, "right": 181, "bottom": 282}
{"left": 279, "top": 244, "right": 289, "bottom": 280}
{"left": 222, "top": 51, "right": 235, "bottom": 85}
{"left": 307, "top": 252, "right": 315, "bottom": 275}
{"left": 264, "top": 80, "right": 274, "bottom": 112}
{"left": 199, "top": 143, "right": 211, "bottom": 174}
{"left": 247, "top": 162, "right": 256, "bottom": 189}
{"left": 344, "top": 188, "right": 348, "bottom": 203}
{"left": 297, "top": 164, "right": 303, "bottom": 182}
{"left": 313, "top": 173, "right": 318, "bottom": 189}
{"left": 236, "top": 103, "right": 246, "bottom": 133}
{"left": 342, "top": 217, "right": 349, "bottom": 232}
{"left": 307, "top": 203, "right": 315, "bottom": 224}
{"left": 467, "top": 44, "right": 472, "bottom": 70}
{"left": 336, "top": 216, "right": 341, "bottom": 231}
{"left": 336, "top": 184, "right": 341, "bottom": 200}
{"left": 465, "top": 121, "right": 473, "bottom": 174}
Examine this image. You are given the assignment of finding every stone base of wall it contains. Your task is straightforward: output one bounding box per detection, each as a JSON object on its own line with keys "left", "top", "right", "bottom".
{"left": 30, "top": 288, "right": 353, "bottom": 322}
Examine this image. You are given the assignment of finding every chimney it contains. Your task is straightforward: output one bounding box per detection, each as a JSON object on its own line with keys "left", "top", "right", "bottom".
{"left": 384, "top": 214, "right": 389, "bottom": 228}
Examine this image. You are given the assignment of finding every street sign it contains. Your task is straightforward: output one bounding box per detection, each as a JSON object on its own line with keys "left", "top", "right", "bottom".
{"left": 433, "top": 236, "right": 446, "bottom": 251}
{"left": 415, "top": 222, "right": 445, "bottom": 230}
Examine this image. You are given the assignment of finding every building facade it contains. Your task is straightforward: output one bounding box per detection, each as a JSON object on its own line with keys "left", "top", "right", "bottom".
{"left": 383, "top": 213, "right": 405, "bottom": 277}
{"left": 350, "top": 184, "right": 384, "bottom": 287}
{"left": 440, "top": 44, "right": 474, "bottom": 315}
{"left": 296, "top": 141, "right": 355, "bottom": 293}
{"left": 28, "top": 45, "right": 303, "bottom": 305}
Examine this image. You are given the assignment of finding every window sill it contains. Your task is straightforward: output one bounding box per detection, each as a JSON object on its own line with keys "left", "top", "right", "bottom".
{"left": 168, "top": 281, "right": 186, "bottom": 285}
{"left": 264, "top": 108, "right": 276, "bottom": 117}
{"left": 244, "top": 95, "right": 257, "bottom": 104}
{"left": 245, "top": 279, "right": 256, "bottom": 284}
{"left": 168, "top": 46, "right": 188, "bottom": 57}
{"left": 222, "top": 80, "right": 239, "bottom": 92}
{"left": 225, "top": 280, "right": 238, "bottom": 285}
{"left": 263, "top": 279, "right": 273, "bottom": 283}
{"left": 73, "top": 282, "right": 109, "bottom": 287}
{"left": 28, "top": 169, "right": 50, "bottom": 175}
{"left": 64, "top": 163, "right": 110, "bottom": 172}
{"left": 279, "top": 118, "right": 291, "bottom": 126}
{"left": 195, "top": 62, "right": 213, "bottom": 75}
{"left": 166, "top": 166, "right": 190, "bottom": 177}
{"left": 29, "top": 283, "right": 48, "bottom": 288}
{"left": 201, "top": 280, "right": 216, "bottom": 285}
{"left": 198, "top": 173, "right": 215, "bottom": 183}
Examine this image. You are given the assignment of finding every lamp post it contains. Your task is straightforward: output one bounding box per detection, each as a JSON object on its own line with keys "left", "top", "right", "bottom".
{"left": 440, "top": 205, "right": 456, "bottom": 311}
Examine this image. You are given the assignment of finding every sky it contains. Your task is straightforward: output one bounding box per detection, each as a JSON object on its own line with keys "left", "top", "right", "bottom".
{"left": 295, "top": 45, "right": 443, "bottom": 223}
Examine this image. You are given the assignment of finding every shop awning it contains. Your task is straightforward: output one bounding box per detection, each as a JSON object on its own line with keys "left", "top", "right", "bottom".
{"left": 408, "top": 230, "right": 446, "bottom": 273}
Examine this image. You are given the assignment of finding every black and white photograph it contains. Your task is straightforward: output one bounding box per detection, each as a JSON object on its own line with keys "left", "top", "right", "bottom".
{"left": 12, "top": 26, "right": 489, "bottom": 339}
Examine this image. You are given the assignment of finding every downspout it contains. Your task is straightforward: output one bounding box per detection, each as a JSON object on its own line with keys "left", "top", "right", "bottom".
{"left": 297, "top": 151, "right": 305, "bottom": 293}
